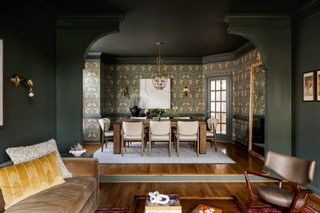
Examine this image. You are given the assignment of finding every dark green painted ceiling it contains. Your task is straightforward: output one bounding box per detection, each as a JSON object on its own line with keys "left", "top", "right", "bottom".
{"left": 47, "top": 0, "right": 302, "bottom": 57}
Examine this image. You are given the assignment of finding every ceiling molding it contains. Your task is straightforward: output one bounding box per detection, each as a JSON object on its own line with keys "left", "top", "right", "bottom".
{"left": 292, "top": 0, "right": 320, "bottom": 24}
{"left": 57, "top": 14, "right": 123, "bottom": 29}
{"left": 224, "top": 14, "right": 291, "bottom": 28}
{"left": 93, "top": 42, "right": 255, "bottom": 65}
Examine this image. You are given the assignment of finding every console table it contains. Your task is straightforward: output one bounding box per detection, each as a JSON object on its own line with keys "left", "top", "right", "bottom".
{"left": 113, "top": 119, "right": 208, "bottom": 154}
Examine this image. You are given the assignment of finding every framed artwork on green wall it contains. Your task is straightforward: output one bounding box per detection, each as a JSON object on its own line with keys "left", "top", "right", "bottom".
{"left": 303, "top": 71, "right": 314, "bottom": 102}
{"left": 0, "top": 38, "right": 3, "bottom": 127}
{"left": 316, "top": 70, "right": 320, "bottom": 101}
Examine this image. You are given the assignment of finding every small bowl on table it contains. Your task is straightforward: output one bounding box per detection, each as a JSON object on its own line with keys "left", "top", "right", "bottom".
{"left": 69, "top": 149, "right": 86, "bottom": 157}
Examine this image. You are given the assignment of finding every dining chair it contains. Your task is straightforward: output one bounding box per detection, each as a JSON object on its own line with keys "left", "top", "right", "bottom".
{"left": 244, "top": 151, "right": 316, "bottom": 212}
{"left": 206, "top": 117, "right": 219, "bottom": 152}
{"left": 121, "top": 121, "right": 145, "bottom": 156}
{"left": 175, "top": 121, "right": 199, "bottom": 157}
{"left": 149, "top": 120, "right": 171, "bottom": 156}
{"left": 98, "top": 118, "right": 114, "bottom": 152}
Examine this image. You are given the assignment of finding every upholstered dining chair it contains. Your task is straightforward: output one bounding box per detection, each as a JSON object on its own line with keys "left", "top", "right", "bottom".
{"left": 175, "top": 121, "right": 199, "bottom": 157}
{"left": 98, "top": 118, "right": 114, "bottom": 152}
{"left": 121, "top": 121, "right": 145, "bottom": 157}
{"left": 149, "top": 120, "right": 171, "bottom": 156}
{"left": 206, "top": 117, "right": 219, "bottom": 152}
{"left": 244, "top": 151, "right": 316, "bottom": 213}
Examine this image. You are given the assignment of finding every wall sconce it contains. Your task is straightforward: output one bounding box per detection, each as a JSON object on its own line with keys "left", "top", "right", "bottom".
{"left": 182, "top": 86, "right": 191, "bottom": 97}
{"left": 121, "top": 84, "right": 129, "bottom": 97}
{"left": 10, "top": 74, "right": 34, "bottom": 97}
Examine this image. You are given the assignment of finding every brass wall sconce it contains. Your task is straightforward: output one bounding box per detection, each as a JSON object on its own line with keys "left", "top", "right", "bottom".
{"left": 10, "top": 74, "right": 34, "bottom": 97}
{"left": 182, "top": 86, "right": 191, "bottom": 97}
{"left": 121, "top": 84, "right": 129, "bottom": 97}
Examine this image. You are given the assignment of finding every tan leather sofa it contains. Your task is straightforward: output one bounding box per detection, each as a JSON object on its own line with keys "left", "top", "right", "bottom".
{"left": 0, "top": 158, "right": 99, "bottom": 213}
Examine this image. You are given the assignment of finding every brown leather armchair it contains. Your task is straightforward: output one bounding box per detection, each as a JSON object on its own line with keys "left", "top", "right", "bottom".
{"left": 244, "top": 151, "right": 316, "bottom": 213}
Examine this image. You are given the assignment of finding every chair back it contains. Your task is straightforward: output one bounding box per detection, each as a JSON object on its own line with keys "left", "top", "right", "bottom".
{"left": 122, "top": 121, "right": 143, "bottom": 136}
{"left": 174, "top": 117, "right": 191, "bottom": 120}
{"left": 265, "top": 151, "right": 316, "bottom": 185}
{"left": 98, "top": 118, "right": 111, "bottom": 132}
{"left": 150, "top": 121, "right": 171, "bottom": 135}
{"left": 177, "top": 121, "right": 199, "bottom": 135}
{"left": 207, "top": 118, "right": 219, "bottom": 131}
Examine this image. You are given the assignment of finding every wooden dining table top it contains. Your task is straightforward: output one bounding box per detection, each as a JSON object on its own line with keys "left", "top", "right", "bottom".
{"left": 113, "top": 117, "right": 207, "bottom": 124}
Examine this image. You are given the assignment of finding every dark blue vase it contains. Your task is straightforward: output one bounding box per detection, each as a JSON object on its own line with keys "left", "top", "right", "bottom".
{"left": 130, "top": 106, "right": 141, "bottom": 117}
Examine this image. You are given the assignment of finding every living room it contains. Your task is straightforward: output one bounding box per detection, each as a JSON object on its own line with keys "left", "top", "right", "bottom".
{"left": 0, "top": 0, "right": 320, "bottom": 212}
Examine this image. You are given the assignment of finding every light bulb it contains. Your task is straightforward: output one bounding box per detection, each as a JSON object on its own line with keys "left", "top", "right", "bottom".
{"left": 29, "top": 92, "right": 34, "bottom": 97}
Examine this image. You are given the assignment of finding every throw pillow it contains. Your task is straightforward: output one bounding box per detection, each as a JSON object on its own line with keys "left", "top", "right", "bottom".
{"left": 6, "top": 139, "right": 72, "bottom": 178}
{"left": 0, "top": 152, "right": 65, "bottom": 209}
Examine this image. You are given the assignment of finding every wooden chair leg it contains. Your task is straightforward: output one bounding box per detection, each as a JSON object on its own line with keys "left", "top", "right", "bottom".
{"left": 177, "top": 138, "right": 180, "bottom": 157}
{"left": 105, "top": 137, "right": 108, "bottom": 149}
{"left": 101, "top": 136, "right": 105, "bottom": 152}
{"left": 168, "top": 140, "right": 171, "bottom": 157}
{"left": 141, "top": 138, "right": 144, "bottom": 157}
{"left": 149, "top": 140, "right": 152, "bottom": 156}
{"left": 121, "top": 138, "right": 124, "bottom": 157}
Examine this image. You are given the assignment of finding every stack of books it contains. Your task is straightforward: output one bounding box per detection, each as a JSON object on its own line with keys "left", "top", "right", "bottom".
{"left": 191, "top": 204, "right": 222, "bottom": 213}
{"left": 145, "top": 194, "right": 181, "bottom": 213}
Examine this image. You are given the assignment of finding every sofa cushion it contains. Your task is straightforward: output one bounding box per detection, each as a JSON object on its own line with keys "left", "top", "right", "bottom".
{"left": 0, "top": 152, "right": 65, "bottom": 210}
{"left": 6, "top": 139, "right": 72, "bottom": 178}
{"left": 4, "top": 176, "right": 97, "bottom": 213}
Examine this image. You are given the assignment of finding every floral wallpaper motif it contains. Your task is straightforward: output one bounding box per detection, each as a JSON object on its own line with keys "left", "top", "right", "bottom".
{"left": 83, "top": 49, "right": 265, "bottom": 144}
{"left": 83, "top": 59, "right": 101, "bottom": 141}
{"left": 253, "top": 65, "right": 265, "bottom": 115}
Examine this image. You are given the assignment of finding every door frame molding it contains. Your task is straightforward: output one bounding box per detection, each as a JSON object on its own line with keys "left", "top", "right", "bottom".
{"left": 205, "top": 74, "right": 232, "bottom": 142}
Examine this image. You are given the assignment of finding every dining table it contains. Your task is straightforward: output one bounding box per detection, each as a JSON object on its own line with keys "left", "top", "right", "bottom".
{"left": 112, "top": 118, "right": 208, "bottom": 154}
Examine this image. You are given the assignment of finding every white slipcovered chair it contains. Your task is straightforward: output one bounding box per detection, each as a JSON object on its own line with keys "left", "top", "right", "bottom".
{"left": 175, "top": 121, "right": 199, "bottom": 157}
{"left": 98, "top": 118, "right": 114, "bottom": 152}
{"left": 149, "top": 120, "right": 172, "bottom": 156}
{"left": 121, "top": 121, "right": 145, "bottom": 156}
{"left": 207, "top": 117, "right": 219, "bottom": 151}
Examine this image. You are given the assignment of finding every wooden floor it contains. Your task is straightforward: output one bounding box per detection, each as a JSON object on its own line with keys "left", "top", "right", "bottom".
{"left": 83, "top": 142, "right": 320, "bottom": 210}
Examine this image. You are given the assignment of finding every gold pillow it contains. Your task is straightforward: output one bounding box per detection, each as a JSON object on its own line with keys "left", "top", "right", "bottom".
{"left": 0, "top": 152, "right": 65, "bottom": 209}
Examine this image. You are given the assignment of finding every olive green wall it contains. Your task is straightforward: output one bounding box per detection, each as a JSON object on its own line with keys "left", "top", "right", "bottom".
{"left": 294, "top": 10, "right": 320, "bottom": 193}
{"left": 0, "top": 3, "right": 56, "bottom": 162}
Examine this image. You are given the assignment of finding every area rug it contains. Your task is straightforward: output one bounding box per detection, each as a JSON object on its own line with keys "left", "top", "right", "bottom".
{"left": 95, "top": 208, "right": 129, "bottom": 213}
{"left": 248, "top": 204, "right": 319, "bottom": 213}
{"left": 93, "top": 142, "right": 235, "bottom": 164}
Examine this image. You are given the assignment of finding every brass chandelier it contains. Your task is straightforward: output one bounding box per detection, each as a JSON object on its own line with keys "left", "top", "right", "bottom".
{"left": 152, "top": 42, "right": 168, "bottom": 90}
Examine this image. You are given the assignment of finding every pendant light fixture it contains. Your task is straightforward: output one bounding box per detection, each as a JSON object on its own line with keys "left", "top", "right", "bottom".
{"left": 152, "top": 42, "right": 168, "bottom": 90}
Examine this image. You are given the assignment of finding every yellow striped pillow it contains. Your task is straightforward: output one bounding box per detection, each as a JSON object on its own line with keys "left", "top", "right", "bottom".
{"left": 0, "top": 152, "right": 65, "bottom": 210}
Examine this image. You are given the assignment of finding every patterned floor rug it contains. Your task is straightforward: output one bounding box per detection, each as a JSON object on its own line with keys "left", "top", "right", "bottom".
{"left": 93, "top": 142, "right": 235, "bottom": 164}
{"left": 248, "top": 204, "right": 319, "bottom": 213}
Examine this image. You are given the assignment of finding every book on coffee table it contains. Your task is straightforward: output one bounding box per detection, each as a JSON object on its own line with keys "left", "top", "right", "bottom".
{"left": 191, "top": 204, "right": 222, "bottom": 213}
{"left": 145, "top": 194, "right": 181, "bottom": 213}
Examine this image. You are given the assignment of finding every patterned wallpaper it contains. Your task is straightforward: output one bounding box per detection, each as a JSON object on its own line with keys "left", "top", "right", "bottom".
{"left": 83, "top": 59, "right": 101, "bottom": 141}
{"left": 83, "top": 49, "right": 265, "bottom": 144}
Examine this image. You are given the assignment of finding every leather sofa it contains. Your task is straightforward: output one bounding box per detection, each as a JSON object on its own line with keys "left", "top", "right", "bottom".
{"left": 0, "top": 158, "right": 99, "bottom": 213}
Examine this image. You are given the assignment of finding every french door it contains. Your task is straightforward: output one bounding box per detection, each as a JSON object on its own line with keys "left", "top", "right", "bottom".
{"left": 207, "top": 75, "right": 231, "bottom": 142}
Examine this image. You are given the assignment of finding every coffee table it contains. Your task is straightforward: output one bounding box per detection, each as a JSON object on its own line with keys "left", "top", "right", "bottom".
{"left": 129, "top": 195, "right": 244, "bottom": 213}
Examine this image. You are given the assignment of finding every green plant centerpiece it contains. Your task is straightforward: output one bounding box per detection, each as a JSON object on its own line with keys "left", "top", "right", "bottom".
{"left": 151, "top": 108, "right": 167, "bottom": 121}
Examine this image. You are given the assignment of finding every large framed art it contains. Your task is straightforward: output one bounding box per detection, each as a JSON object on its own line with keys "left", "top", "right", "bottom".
{"left": 140, "top": 79, "right": 171, "bottom": 109}
{"left": 316, "top": 70, "right": 320, "bottom": 101}
{"left": 0, "top": 38, "right": 3, "bottom": 127}
{"left": 303, "top": 71, "right": 314, "bottom": 102}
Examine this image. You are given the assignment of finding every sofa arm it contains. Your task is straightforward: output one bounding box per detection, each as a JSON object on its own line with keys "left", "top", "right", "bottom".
{"left": 62, "top": 158, "right": 98, "bottom": 178}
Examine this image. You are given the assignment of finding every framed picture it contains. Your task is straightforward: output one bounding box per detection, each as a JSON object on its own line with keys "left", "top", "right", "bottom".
{"left": 303, "top": 71, "right": 315, "bottom": 101}
{"left": 0, "top": 38, "right": 3, "bottom": 127}
{"left": 317, "top": 70, "right": 320, "bottom": 101}
{"left": 140, "top": 79, "right": 171, "bottom": 109}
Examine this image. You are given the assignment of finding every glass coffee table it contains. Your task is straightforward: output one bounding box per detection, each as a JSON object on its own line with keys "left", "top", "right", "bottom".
{"left": 129, "top": 195, "right": 244, "bottom": 213}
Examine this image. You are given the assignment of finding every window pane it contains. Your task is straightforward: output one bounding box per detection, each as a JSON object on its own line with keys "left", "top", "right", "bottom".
{"left": 216, "top": 91, "right": 221, "bottom": 101}
{"left": 221, "top": 80, "right": 226, "bottom": 90}
{"left": 221, "top": 124, "right": 227, "bottom": 134}
{"left": 216, "top": 124, "right": 221, "bottom": 134}
{"left": 211, "top": 81, "right": 215, "bottom": 90}
{"left": 221, "top": 102, "right": 226, "bottom": 112}
{"left": 211, "top": 92, "right": 215, "bottom": 101}
{"left": 216, "top": 102, "right": 221, "bottom": 112}
{"left": 216, "top": 80, "right": 221, "bottom": 90}
{"left": 221, "top": 91, "right": 226, "bottom": 101}
{"left": 221, "top": 113, "right": 226, "bottom": 123}
{"left": 211, "top": 102, "right": 215, "bottom": 111}
{"left": 216, "top": 113, "right": 221, "bottom": 122}
{"left": 211, "top": 113, "right": 215, "bottom": 118}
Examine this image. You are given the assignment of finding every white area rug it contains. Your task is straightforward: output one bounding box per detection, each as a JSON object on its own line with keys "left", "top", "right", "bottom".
{"left": 93, "top": 142, "right": 235, "bottom": 164}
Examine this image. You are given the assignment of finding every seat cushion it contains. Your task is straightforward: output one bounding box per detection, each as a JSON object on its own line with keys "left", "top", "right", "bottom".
{"left": 177, "top": 134, "right": 198, "bottom": 141}
{"left": 5, "top": 177, "right": 97, "bottom": 213}
{"left": 104, "top": 131, "right": 114, "bottom": 137}
{"left": 206, "top": 130, "right": 214, "bottom": 137}
{"left": 124, "top": 134, "right": 144, "bottom": 140}
{"left": 257, "top": 186, "right": 305, "bottom": 209}
{"left": 150, "top": 134, "right": 170, "bottom": 141}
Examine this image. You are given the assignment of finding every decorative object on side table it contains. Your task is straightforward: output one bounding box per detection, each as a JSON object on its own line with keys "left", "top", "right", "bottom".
{"left": 191, "top": 204, "right": 222, "bottom": 213}
{"left": 69, "top": 143, "right": 86, "bottom": 157}
{"left": 130, "top": 96, "right": 141, "bottom": 116}
{"left": 145, "top": 192, "right": 181, "bottom": 213}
